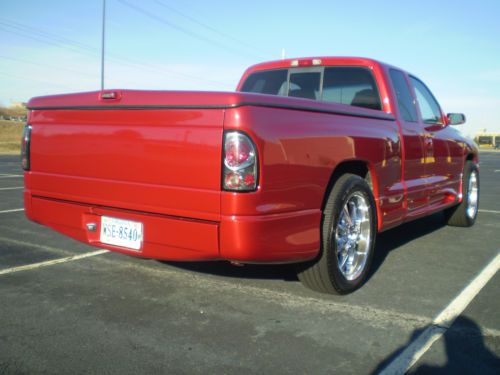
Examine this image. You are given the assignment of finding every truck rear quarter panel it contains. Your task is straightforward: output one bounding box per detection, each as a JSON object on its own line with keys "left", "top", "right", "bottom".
{"left": 219, "top": 105, "right": 403, "bottom": 261}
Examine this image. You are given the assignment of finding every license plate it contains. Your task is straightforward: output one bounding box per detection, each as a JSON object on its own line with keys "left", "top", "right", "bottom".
{"left": 100, "top": 216, "right": 143, "bottom": 250}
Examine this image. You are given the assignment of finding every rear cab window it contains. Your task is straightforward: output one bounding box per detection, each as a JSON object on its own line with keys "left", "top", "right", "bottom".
{"left": 240, "top": 66, "right": 382, "bottom": 111}
{"left": 289, "top": 70, "right": 322, "bottom": 100}
{"left": 322, "top": 67, "right": 381, "bottom": 110}
{"left": 240, "top": 69, "right": 288, "bottom": 96}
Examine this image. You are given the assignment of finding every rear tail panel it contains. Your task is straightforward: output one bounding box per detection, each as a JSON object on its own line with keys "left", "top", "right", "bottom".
{"left": 27, "top": 106, "right": 224, "bottom": 221}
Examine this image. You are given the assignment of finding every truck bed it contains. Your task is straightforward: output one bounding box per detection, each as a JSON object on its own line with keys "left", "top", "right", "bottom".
{"left": 25, "top": 89, "right": 394, "bottom": 262}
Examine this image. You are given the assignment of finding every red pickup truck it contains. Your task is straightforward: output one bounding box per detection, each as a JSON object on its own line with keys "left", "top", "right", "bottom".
{"left": 22, "top": 57, "right": 479, "bottom": 294}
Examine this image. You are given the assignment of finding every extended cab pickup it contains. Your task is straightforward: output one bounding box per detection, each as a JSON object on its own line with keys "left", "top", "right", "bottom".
{"left": 23, "top": 57, "right": 479, "bottom": 294}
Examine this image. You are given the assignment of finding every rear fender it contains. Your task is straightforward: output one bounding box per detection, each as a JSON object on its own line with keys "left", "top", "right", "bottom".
{"left": 322, "top": 159, "right": 383, "bottom": 231}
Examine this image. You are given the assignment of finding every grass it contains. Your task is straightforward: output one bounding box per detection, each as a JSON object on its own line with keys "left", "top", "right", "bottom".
{"left": 0, "top": 120, "right": 24, "bottom": 154}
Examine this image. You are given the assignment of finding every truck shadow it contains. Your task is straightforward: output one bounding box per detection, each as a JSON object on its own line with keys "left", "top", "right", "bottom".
{"left": 371, "top": 315, "right": 500, "bottom": 374}
{"left": 366, "top": 211, "right": 446, "bottom": 283}
{"left": 160, "top": 212, "right": 447, "bottom": 284}
{"left": 160, "top": 258, "right": 299, "bottom": 282}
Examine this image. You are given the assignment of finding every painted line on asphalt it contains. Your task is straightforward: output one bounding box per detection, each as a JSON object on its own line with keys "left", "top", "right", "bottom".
{"left": 0, "top": 249, "right": 109, "bottom": 276}
{"left": 0, "top": 234, "right": 439, "bottom": 332}
{"left": 0, "top": 186, "right": 23, "bottom": 191}
{"left": 0, "top": 174, "right": 23, "bottom": 178}
{"left": 0, "top": 236, "right": 74, "bottom": 257}
{"left": 0, "top": 208, "right": 24, "bottom": 214}
{"left": 482, "top": 327, "right": 500, "bottom": 338}
{"left": 0, "top": 230, "right": 435, "bottom": 331}
{"left": 479, "top": 209, "right": 500, "bottom": 214}
{"left": 379, "top": 252, "right": 500, "bottom": 375}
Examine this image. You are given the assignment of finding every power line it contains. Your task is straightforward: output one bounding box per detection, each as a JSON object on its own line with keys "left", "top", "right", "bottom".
{"left": 154, "top": 0, "right": 270, "bottom": 56}
{"left": 0, "top": 54, "right": 99, "bottom": 79}
{"left": 0, "top": 18, "right": 99, "bottom": 54}
{"left": 0, "top": 18, "right": 228, "bottom": 88}
{"left": 0, "top": 26, "right": 94, "bottom": 56}
{"left": 0, "top": 72, "right": 75, "bottom": 89}
{"left": 0, "top": 54, "right": 190, "bottom": 90}
{"left": 117, "top": 0, "right": 263, "bottom": 60}
{"left": 0, "top": 18, "right": 229, "bottom": 87}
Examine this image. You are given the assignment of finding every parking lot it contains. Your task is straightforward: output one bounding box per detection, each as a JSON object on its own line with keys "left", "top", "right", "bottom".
{"left": 0, "top": 152, "right": 498, "bottom": 374}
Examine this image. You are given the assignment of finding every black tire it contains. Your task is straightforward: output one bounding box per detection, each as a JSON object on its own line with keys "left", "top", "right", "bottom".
{"left": 297, "top": 174, "right": 377, "bottom": 294}
{"left": 445, "top": 161, "right": 479, "bottom": 227}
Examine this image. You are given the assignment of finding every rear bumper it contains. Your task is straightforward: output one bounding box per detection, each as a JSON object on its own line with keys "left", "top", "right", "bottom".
{"left": 25, "top": 193, "right": 320, "bottom": 263}
{"left": 219, "top": 210, "right": 321, "bottom": 263}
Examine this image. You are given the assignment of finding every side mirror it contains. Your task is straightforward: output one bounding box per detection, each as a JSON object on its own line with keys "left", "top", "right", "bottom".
{"left": 447, "top": 113, "right": 466, "bottom": 125}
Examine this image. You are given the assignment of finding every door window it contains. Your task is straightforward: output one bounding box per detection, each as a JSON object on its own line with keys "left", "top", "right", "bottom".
{"left": 410, "top": 77, "right": 443, "bottom": 124}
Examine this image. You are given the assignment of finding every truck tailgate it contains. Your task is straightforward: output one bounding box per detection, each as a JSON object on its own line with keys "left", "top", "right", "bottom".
{"left": 27, "top": 94, "right": 225, "bottom": 222}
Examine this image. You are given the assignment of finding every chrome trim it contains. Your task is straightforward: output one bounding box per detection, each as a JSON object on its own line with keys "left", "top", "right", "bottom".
{"left": 466, "top": 171, "right": 479, "bottom": 219}
{"left": 86, "top": 223, "right": 97, "bottom": 232}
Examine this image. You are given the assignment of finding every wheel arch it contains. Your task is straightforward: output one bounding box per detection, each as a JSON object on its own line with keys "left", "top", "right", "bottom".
{"left": 321, "top": 159, "right": 382, "bottom": 231}
{"left": 466, "top": 152, "right": 478, "bottom": 164}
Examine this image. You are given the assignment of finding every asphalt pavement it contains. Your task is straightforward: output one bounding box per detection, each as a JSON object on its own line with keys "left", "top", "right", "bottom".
{"left": 0, "top": 152, "right": 498, "bottom": 374}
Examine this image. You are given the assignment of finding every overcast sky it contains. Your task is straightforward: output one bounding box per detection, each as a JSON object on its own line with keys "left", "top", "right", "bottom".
{"left": 1, "top": 0, "right": 499, "bottom": 135}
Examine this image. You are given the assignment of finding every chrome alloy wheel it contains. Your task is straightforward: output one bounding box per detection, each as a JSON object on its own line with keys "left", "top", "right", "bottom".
{"left": 466, "top": 170, "right": 479, "bottom": 219}
{"left": 335, "top": 192, "right": 372, "bottom": 281}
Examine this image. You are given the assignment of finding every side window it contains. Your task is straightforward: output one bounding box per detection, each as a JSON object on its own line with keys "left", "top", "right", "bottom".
{"left": 240, "top": 69, "right": 288, "bottom": 96}
{"left": 389, "top": 69, "right": 418, "bottom": 122}
{"left": 410, "top": 77, "right": 443, "bottom": 124}
{"left": 322, "top": 67, "right": 381, "bottom": 110}
{"left": 288, "top": 72, "right": 321, "bottom": 100}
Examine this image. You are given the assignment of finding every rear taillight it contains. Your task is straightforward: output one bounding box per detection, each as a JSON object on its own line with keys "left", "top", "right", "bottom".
{"left": 21, "top": 124, "right": 31, "bottom": 171}
{"left": 223, "top": 131, "right": 258, "bottom": 191}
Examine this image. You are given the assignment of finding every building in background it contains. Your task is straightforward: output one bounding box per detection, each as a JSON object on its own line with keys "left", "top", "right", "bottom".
{"left": 474, "top": 130, "right": 500, "bottom": 149}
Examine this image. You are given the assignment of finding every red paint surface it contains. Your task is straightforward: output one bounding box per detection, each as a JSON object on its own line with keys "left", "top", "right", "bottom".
{"left": 24, "top": 57, "right": 478, "bottom": 263}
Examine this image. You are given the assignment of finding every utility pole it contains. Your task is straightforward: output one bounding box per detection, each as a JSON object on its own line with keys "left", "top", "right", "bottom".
{"left": 100, "top": 0, "right": 106, "bottom": 91}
